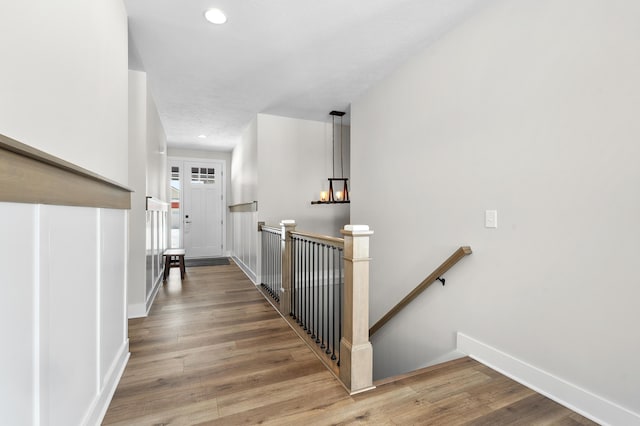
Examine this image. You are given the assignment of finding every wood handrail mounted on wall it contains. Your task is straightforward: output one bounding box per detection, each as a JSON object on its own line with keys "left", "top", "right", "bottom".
{"left": 369, "top": 246, "right": 472, "bottom": 337}
{"left": 228, "top": 201, "right": 257, "bottom": 213}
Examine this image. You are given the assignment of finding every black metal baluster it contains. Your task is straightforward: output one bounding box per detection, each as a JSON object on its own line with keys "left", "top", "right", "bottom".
{"left": 337, "top": 247, "right": 343, "bottom": 366}
{"left": 304, "top": 241, "right": 311, "bottom": 331}
{"left": 325, "top": 244, "right": 330, "bottom": 353}
{"left": 276, "top": 232, "right": 280, "bottom": 301}
{"left": 291, "top": 237, "right": 300, "bottom": 321}
{"left": 290, "top": 237, "right": 295, "bottom": 318}
{"left": 328, "top": 245, "right": 332, "bottom": 355}
{"left": 309, "top": 241, "right": 313, "bottom": 335}
{"left": 302, "top": 239, "right": 306, "bottom": 329}
{"left": 272, "top": 232, "right": 275, "bottom": 297}
{"left": 319, "top": 243, "right": 324, "bottom": 348}
{"left": 291, "top": 237, "right": 296, "bottom": 318}
{"left": 310, "top": 242, "right": 315, "bottom": 337}
{"left": 296, "top": 239, "right": 304, "bottom": 324}
{"left": 269, "top": 232, "right": 272, "bottom": 297}
{"left": 308, "top": 240, "right": 313, "bottom": 335}
{"left": 314, "top": 242, "right": 319, "bottom": 344}
{"left": 303, "top": 239, "right": 307, "bottom": 331}
{"left": 311, "top": 241, "right": 316, "bottom": 341}
{"left": 269, "top": 233, "right": 272, "bottom": 296}
{"left": 273, "top": 232, "right": 276, "bottom": 297}
{"left": 298, "top": 238, "right": 303, "bottom": 325}
{"left": 331, "top": 247, "right": 337, "bottom": 361}
{"left": 309, "top": 242, "right": 317, "bottom": 339}
{"left": 298, "top": 237, "right": 302, "bottom": 323}
{"left": 314, "top": 241, "right": 319, "bottom": 341}
{"left": 313, "top": 241, "right": 317, "bottom": 339}
{"left": 320, "top": 244, "right": 327, "bottom": 349}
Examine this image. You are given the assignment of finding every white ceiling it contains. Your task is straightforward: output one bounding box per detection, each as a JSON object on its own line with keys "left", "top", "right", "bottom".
{"left": 125, "top": 0, "right": 490, "bottom": 151}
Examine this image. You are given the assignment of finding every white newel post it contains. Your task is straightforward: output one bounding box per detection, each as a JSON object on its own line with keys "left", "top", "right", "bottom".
{"left": 340, "top": 224, "right": 374, "bottom": 394}
{"left": 280, "top": 220, "right": 296, "bottom": 315}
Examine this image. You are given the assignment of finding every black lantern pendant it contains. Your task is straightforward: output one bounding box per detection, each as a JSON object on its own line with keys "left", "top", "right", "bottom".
{"left": 312, "top": 111, "right": 350, "bottom": 205}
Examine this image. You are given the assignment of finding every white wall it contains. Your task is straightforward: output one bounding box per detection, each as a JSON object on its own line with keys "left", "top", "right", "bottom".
{"left": 257, "top": 114, "right": 350, "bottom": 237}
{"left": 351, "top": 0, "right": 640, "bottom": 422}
{"left": 147, "top": 92, "right": 168, "bottom": 200}
{"left": 0, "top": 1, "right": 130, "bottom": 424}
{"left": 0, "top": 0, "right": 128, "bottom": 184}
{"left": 128, "top": 71, "right": 148, "bottom": 314}
{"left": 231, "top": 118, "right": 258, "bottom": 205}
{"left": 128, "top": 70, "right": 168, "bottom": 318}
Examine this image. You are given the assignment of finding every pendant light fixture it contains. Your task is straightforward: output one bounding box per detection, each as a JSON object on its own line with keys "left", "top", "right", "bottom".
{"left": 312, "top": 111, "right": 350, "bottom": 205}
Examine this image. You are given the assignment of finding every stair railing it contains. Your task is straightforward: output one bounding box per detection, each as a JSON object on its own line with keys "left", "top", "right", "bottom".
{"left": 369, "top": 246, "right": 472, "bottom": 337}
{"left": 259, "top": 224, "right": 282, "bottom": 301}
{"left": 258, "top": 221, "right": 374, "bottom": 394}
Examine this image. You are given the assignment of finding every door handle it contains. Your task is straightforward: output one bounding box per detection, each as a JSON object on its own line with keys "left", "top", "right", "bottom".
{"left": 185, "top": 220, "right": 192, "bottom": 224}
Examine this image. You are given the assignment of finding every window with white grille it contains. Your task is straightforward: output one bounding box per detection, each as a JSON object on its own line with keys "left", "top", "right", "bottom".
{"left": 191, "top": 167, "right": 215, "bottom": 184}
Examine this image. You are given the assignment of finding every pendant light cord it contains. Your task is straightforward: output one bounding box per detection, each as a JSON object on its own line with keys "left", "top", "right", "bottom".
{"left": 332, "top": 114, "right": 335, "bottom": 178}
{"left": 340, "top": 115, "right": 344, "bottom": 178}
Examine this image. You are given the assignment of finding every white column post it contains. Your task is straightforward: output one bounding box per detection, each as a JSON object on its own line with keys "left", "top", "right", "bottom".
{"left": 339, "top": 224, "right": 374, "bottom": 394}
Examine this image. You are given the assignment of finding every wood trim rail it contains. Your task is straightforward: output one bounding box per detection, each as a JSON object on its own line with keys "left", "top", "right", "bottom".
{"left": 289, "top": 230, "right": 344, "bottom": 247}
{"left": 228, "top": 201, "right": 258, "bottom": 213}
{"left": 369, "top": 246, "right": 472, "bottom": 337}
{"left": 260, "top": 224, "right": 281, "bottom": 233}
{"left": 0, "top": 133, "right": 132, "bottom": 209}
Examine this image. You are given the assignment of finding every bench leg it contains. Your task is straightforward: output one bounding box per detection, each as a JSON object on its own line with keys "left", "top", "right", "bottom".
{"left": 163, "top": 255, "right": 170, "bottom": 281}
{"left": 179, "top": 255, "right": 185, "bottom": 279}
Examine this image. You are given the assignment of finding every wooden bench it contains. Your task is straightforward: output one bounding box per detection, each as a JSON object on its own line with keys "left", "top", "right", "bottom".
{"left": 163, "top": 248, "right": 186, "bottom": 280}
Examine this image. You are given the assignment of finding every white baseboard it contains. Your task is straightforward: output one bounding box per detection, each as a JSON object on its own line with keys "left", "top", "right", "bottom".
{"left": 457, "top": 333, "right": 640, "bottom": 426}
{"left": 145, "top": 275, "right": 162, "bottom": 314}
{"left": 82, "top": 339, "right": 130, "bottom": 426}
{"left": 231, "top": 255, "right": 257, "bottom": 284}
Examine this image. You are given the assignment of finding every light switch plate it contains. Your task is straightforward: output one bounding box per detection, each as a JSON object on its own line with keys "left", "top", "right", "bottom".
{"left": 485, "top": 210, "right": 498, "bottom": 228}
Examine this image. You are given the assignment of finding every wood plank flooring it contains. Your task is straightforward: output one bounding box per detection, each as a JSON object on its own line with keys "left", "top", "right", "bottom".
{"left": 103, "top": 260, "right": 599, "bottom": 425}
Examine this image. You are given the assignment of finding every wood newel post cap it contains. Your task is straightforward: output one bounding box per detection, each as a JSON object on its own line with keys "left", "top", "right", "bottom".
{"left": 340, "top": 224, "right": 374, "bottom": 237}
{"left": 280, "top": 219, "right": 296, "bottom": 228}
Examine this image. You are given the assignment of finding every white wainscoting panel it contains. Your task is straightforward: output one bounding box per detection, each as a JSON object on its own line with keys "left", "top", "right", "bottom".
{"left": 0, "top": 203, "right": 37, "bottom": 425}
{"left": 40, "top": 205, "right": 99, "bottom": 425}
{"left": 40, "top": 206, "right": 98, "bottom": 425}
{"left": 99, "top": 209, "right": 127, "bottom": 386}
{"left": 231, "top": 210, "right": 258, "bottom": 283}
{"left": 0, "top": 202, "right": 129, "bottom": 425}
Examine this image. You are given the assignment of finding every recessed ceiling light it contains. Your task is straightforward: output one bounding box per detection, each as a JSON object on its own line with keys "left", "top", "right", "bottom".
{"left": 205, "top": 8, "right": 227, "bottom": 25}
{"left": 198, "top": 134, "right": 207, "bottom": 139}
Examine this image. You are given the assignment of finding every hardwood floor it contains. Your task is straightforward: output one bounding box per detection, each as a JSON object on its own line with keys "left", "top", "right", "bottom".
{"left": 103, "top": 260, "right": 598, "bottom": 425}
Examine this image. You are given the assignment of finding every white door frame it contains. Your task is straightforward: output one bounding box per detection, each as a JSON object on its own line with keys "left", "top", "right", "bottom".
{"left": 168, "top": 156, "right": 227, "bottom": 257}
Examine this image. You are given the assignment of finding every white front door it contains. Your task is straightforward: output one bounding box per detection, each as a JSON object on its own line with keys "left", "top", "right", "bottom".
{"left": 182, "top": 161, "right": 224, "bottom": 258}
